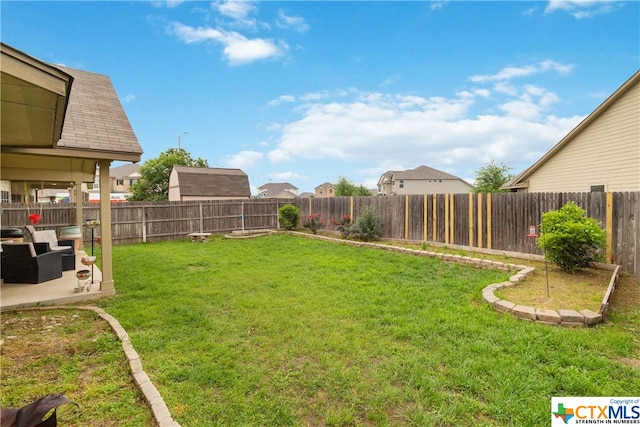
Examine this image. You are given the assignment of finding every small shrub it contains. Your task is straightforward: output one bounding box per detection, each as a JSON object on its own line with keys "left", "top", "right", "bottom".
{"left": 303, "top": 213, "right": 326, "bottom": 234}
{"left": 330, "top": 214, "right": 352, "bottom": 239}
{"left": 351, "top": 205, "right": 382, "bottom": 242}
{"left": 538, "top": 201, "right": 607, "bottom": 273}
{"left": 278, "top": 204, "right": 300, "bottom": 231}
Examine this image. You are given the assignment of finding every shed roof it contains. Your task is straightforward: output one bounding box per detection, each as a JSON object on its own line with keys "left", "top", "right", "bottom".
{"left": 173, "top": 166, "right": 251, "bottom": 197}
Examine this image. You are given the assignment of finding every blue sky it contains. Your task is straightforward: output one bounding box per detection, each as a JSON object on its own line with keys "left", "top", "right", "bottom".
{"left": 2, "top": 1, "right": 638, "bottom": 194}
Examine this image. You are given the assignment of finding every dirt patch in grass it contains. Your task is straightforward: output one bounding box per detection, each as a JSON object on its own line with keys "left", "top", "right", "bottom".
{"left": 0, "top": 309, "right": 154, "bottom": 426}
{"left": 496, "top": 266, "right": 614, "bottom": 312}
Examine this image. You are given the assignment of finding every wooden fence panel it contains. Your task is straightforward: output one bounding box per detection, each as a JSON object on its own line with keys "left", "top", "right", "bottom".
{"left": 2, "top": 191, "right": 638, "bottom": 277}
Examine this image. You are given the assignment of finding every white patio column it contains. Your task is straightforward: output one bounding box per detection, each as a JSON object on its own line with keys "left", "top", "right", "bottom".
{"left": 73, "top": 180, "right": 84, "bottom": 251}
{"left": 98, "top": 160, "right": 114, "bottom": 291}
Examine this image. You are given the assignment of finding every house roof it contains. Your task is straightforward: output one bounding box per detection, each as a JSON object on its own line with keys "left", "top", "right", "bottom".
{"left": 502, "top": 70, "right": 640, "bottom": 190}
{"left": 1, "top": 50, "right": 142, "bottom": 188}
{"left": 382, "top": 165, "right": 466, "bottom": 182}
{"left": 173, "top": 166, "right": 250, "bottom": 197}
{"left": 258, "top": 182, "right": 298, "bottom": 192}
{"left": 315, "top": 182, "right": 335, "bottom": 189}
{"left": 55, "top": 65, "right": 142, "bottom": 162}
{"left": 110, "top": 163, "right": 140, "bottom": 179}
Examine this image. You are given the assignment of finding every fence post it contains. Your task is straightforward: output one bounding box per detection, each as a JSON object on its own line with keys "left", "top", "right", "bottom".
{"left": 241, "top": 202, "right": 245, "bottom": 231}
{"left": 404, "top": 195, "right": 409, "bottom": 240}
{"left": 449, "top": 193, "right": 455, "bottom": 244}
{"left": 423, "top": 194, "right": 428, "bottom": 242}
{"left": 477, "top": 193, "right": 483, "bottom": 248}
{"left": 444, "top": 194, "right": 449, "bottom": 244}
{"left": 487, "top": 193, "right": 492, "bottom": 249}
{"left": 142, "top": 205, "right": 147, "bottom": 243}
{"left": 199, "top": 202, "right": 204, "bottom": 233}
{"left": 606, "top": 192, "right": 613, "bottom": 263}
{"left": 432, "top": 194, "right": 437, "bottom": 242}
{"left": 349, "top": 196, "right": 354, "bottom": 220}
{"left": 468, "top": 193, "right": 474, "bottom": 247}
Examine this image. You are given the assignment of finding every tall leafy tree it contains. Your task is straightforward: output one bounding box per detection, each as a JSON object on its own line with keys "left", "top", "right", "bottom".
{"left": 334, "top": 176, "right": 372, "bottom": 197}
{"left": 473, "top": 160, "right": 514, "bottom": 193}
{"left": 128, "top": 148, "right": 208, "bottom": 201}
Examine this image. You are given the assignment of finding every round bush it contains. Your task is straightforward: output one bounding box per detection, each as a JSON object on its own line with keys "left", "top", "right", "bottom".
{"left": 278, "top": 204, "right": 300, "bottom": 231}
{"left": 538, "top": 202, "right": 606, "bottom": 273}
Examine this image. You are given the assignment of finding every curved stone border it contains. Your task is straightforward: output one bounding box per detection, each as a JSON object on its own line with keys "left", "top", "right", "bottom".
{"left": 482, "top": 265, "right": 621, "bottom": 327}
{"left": 224, "top": 229, "right": 275, "bottom": 239}
{"left": 4, "top": 305, "right": 180, "bottom": 427}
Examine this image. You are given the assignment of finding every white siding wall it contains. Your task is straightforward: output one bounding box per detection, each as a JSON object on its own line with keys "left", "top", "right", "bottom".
{"left": 528, "top": 81, "right": 640, "bottom": 192}
{"left": 392, "top": 179, "right": 472, "bottom": 194}
{"left": 167, "top": 169, "right": 180, "bottom": 201}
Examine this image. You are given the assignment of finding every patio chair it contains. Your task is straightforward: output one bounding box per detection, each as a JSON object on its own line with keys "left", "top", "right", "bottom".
{"left": 25, "top": 226, "right": 76, "bottom": 271}
{"left": 0, "top": 242, "right": 63, "bottom": 283}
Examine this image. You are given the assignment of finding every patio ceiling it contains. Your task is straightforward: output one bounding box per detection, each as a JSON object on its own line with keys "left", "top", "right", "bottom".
{"left": 1, "top": 43, "right": 142, "bottom": 189}
{"left": 1, "top": 42, "right": 72, "bottom": 149}
{"left": 0, "top": 43, "right": 87, "bottom": 188}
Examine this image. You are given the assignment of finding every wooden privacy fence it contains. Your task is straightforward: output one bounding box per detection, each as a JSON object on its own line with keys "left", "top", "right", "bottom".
{"left": 294, "top": 191, "right": 639, "bottom": 277}
{"left": 0, "top": 199, "right": 282, "bottom": 245}
{"left": 1, "top": 192, "right": 638, "bottom": 277}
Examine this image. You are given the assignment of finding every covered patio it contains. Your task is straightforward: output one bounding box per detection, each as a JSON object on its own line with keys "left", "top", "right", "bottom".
{"left": 1, "top": 42, "right": 142, "bottom": 309}
{"left": 0, "top": 251, "right": 108, "bottom": 311}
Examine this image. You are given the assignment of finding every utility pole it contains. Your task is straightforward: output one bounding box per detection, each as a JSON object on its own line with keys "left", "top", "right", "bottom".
{"left": 178, "top": 131, "right": 188, "bottom": 149}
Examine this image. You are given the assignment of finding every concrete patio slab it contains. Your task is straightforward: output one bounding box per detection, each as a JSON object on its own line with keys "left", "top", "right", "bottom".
{"left": 1, "top": 251, "right": 113, "bottom": 312}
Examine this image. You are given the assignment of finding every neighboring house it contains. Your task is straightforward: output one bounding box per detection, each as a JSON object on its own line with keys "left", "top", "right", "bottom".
{"left": 257, "top": 182, "right": 298, "bottom": 199}
{"left": 168, "top": 166, "right": 251, "bottom": 201}
{"left": 108, "top": 163, "right": 140, "bottom": 194}
{"left": 298, "top": 192, "right": 314, "bottom": 198}
{"left": 502, "top": 70, "right": 640, "bottom": 193}
{"left": 314, "top": 182, "right": 336, "bottom": 198}
{"left": 377, "top": 165, "right": 473, "bottom": 195}
{"left": 1, "top": 42, "right": 142, "bottom": 291}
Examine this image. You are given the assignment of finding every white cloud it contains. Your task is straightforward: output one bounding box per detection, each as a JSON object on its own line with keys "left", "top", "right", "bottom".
{"left": 150, "top": 1, "right": 185, "bottom": 8}
{"left": 224, "top": 150, "right": 263, "bottom": 169}
{"left": 545, "top": 0, "right": 620, "bottom": 18}
{"left": 267, "top": 94, "right": 296, "bottom": 107}
{"left": 270, "top": 171, "right": 304, "bottom": 181}
{"left": 212, "top": 0, "right": 256, "bottom": 20}
{"left": 276, "top": 10, "right": 310, "bottom": 32}
{"left": 168, "top": 22, "right": 287, "bottom": 65}
{"left": 264, "top": 64, "right": 584, "bottom": 183}
{"left": 429, "top": 0, "right": 449, "bottom": 11}
{"left": 123, "top": 94, "right": 136, "bottom": 103}
{"left": 469, "top": 60, "right": 573, "bottom": 83}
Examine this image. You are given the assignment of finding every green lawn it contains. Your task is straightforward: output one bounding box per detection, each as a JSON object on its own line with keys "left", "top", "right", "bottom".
{"left": 98, "top": 234, "right": 639, "bottom": 426}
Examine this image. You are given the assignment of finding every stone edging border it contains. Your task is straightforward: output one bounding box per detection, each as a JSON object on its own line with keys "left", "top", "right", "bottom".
{"left": 259, "top": 231, "right": 619, "bottom": 327}
{"left": 5, "top": 305, "right": 180, "bottom": 427}
{"left": 483, "top": 264, "right": 620, "bottom": 327}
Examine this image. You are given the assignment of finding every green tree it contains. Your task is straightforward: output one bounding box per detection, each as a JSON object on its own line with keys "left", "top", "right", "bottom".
{"left": 334, "top": 177, "right": 372, "bottom": 197}
{"left": 473, "top": 160, "right": 514, "bottom": 193}
{"left": 128, "top": 148, "right": 208, "bottom": 201}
